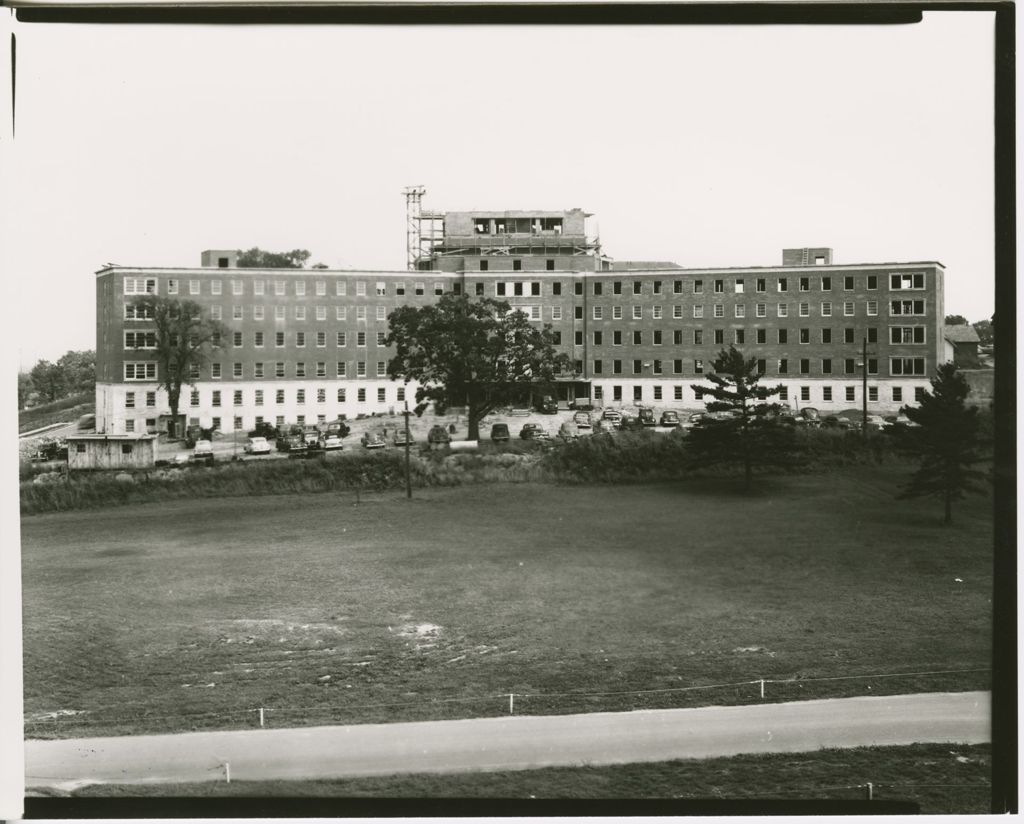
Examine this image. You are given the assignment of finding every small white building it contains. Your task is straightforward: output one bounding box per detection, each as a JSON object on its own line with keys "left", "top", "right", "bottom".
{"left": 66, "top": 434, "right": 157, "bottom": 470}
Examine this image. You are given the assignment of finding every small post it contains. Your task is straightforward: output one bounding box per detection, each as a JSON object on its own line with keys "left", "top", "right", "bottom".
{"left": 224, "top": 761, "right": 231, "bottom": 783}
{"left": 760, "top": 679, "right": 765, "bottom": 699}
{"left": 509, "top": 693, "right": 515, "bottom": 715}
{"left": 864, "top": 782, "right": 873, "bottom": 801}
{"left": 259, "top": 707, "right": 265, "bottom": 728}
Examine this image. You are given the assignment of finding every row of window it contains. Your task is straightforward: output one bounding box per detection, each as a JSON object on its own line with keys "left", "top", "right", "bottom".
{"left": 588, "top": 357, "right": 926, "bottom": 377}
{"left": 592, "top": 384, "right": 923, "bottom": 404}
{"left": 122, "top": 272, "right": 931, "bottom": 301}
{"left": 553, "top": 326, "right": 925, "bottom": 347}
{"left": 182, "top": 385, "right": 403, "bottom": 408}
{"left": 126, "top": 330, "right": 392, "bottom": 350}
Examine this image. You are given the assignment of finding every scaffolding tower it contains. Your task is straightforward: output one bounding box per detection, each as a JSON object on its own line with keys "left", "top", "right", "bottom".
{"left": 403, "top": 186, "right": 444, "bottom": 270}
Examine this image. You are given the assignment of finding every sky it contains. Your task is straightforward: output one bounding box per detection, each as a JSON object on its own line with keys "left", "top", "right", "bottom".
{"left": 1, "top": 11, "right": 996, "bottom": 371}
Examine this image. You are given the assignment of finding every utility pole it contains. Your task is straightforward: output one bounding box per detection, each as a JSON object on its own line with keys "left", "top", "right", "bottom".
{"left": 403, "top": 400, "right": 412, "bottom": 499}
{"left": 861, "top": 337, "right": 868, "bottom": 441}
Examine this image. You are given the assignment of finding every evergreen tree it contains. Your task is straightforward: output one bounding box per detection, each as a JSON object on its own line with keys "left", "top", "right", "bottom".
{"left": 687, "top": 346, "right": 800, "bottom": 492}
{"left": 896, "top": 363, "right": 987, "bottom": 524}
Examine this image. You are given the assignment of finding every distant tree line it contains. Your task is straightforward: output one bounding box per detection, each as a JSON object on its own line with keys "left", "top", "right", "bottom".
{"left": 20, "top": 350, "right": 96, "bottom": 408}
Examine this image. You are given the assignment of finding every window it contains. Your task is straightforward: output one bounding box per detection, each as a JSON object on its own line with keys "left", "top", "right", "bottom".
{"left": 546, "top": 259, "right": 555, "bottom": 271}
{"left": 189, "top": 363, "right": 200, "bottom": 379}
{"left": 190, "top": 390, "right": 200, "bottom": 406}
{"left": 211, "top": 280, "right": 223, "bottom": 296}
{"left": 613, "top": 360, "right": 622, "bottom": 374}
{"left": 295, "top": 306, "right": 306, "bottom": 321}
{"left": 633, "top": 386, "right": 643, "bottom": 401}
{"left": 254, "top": 280, "right": 265, "bottom": 296}
{"left": 374, "top": 305, "right": 386, "bottom": 322}
{"left": 336, "top": 280, "right": 347, "bottom": 296}
{"left": 212, "top": 390, "right": 222, "bottom": 407}
{"left": 734, "top": 279, "right": 745, "bottom": 294}
{"left": 799, "top": 302, "right": 810, "bottom": 317}
{"left": 673, "top": 360, "right": 683, "bottom": 374}
{"left": 512, "top": 260, "right": 521, "bottom": 272}
{"left": 336, "top": 362, "right": 347, "bottom": 377}
{"left": 673, "top": 330, "right": 683, "bottom": 345}
{"left": 593, "top": 306, "right": 603, "bottom": 320}
{"left": 633, "top": 281, "right": 643, "bottom": 295}
{"left": 890, "top": 299, "right": 926, "bottom": 316}
{"left": 124, "top": 277, "right": 157, "bottom": 295}
{"left": 756, "top": 329, "right": 766, "bottom": 344}
{"left": 315, "top": 306, "right": 327, "bottom": 321}
{"left": 822, "top": 359, "right": 832, "bottom": 374}
{"left": 713, "top": 304, "right": 725, "bottom": 318}
{"left": 892, "top": 387, "right": 903, "bottom": 403}
{"left": 125, "top": 392, "right": 135, "bottom": 409}
{"left": 355, "top": 281, "right": 367, "bottom": 297}
{"left": 734, "top": 330, "right": 745, "bottom": 345}
{"left": 799, "top": 358, "right": 810, "bottom": 374}
{"left": 297, "top": 389, "right": 306, "bottom": 405}
{"left": 613, "top": 306, "right": 623, "bottom": 319}
{"left": 356, "top": 307, "right": 367, "bottom": 322}
{"left": 593, "top": 359, "right": 603, "bottom": 374}
{"left": 415, "top": 283, "right": 424, "bottom": 295}
{"left": 866, "top": 301, "right": 878, "bottom": 316}
{"left": 357, "top": 331, "right": 366, "bottom": 347}
{"left": 434, "top": 282, "right": 444, "bottom": 296}
{"left": 253, "top": 361, "right": 265, "bottom": 378}
{"left": 551, "top": 306, "right": 562, "bottom": 321}
{"left": 551, "top": 282, "right": 562, "bottom": 296}
{"left": 653, "top": 306, "right": 663, "bottom": 319}
{"left": 890, "top": 327, "right": 926, "bottom": 344}
{"left": 188, "top": 279, "right": 201, "bottom": 295}
{"left": 735, "top": 305, "right": 745, "bottom": 319}
{"left": 124, "top": 362, "right": 157, "bottom": 381}
{"left": 397, "top": 387, "right": 406, "bottom": 402}
{"left": 799, "top": 277, "right": 810, "bottom": 292}
{"left": 756, "top": 303, "right": 766, "bottom": 318}
{"left": 778, "top": 303, "right": 788, "bottom": 317}
{"left": 778, "top": 278, "right": 788, "bottom": 292}
{"left": 821, "top": 276, "right": 832, "bottom": 291}
{"left": 232, "top": 331, "right": 243, "bottom": 348}
{"left": 124, "top": 303, "right": 155, "bottom": 321}
{"left": 868, "top": 387, "right": 879, "bottom": 402}
{"left": 714, "top": 329, "right": 724, "bottom": 345}
{"left": 632, "top": 305, "right": 642, "bottom": 320}
{"left": 654, "top": 386, "right": 663, "bottom": 400}
{"left": 890, "top": 272, "right": 925, "bottom": 290}
{"left": 673, "top": 305, "right": 683, "bottom": 319}
{"left": 167, "top": 279, "right": 178, "bottom": 295}
{"left": 377, "top": 387, "right": 386, "bottom": 403}
{"left": 844, "top": 358, "right": 856, "bottom": 374}
{"left": 890, "top": 357, "right": 926, "bottom": 376}
{"left": 915, "top": 387, "right": 926, "bottom": 402}
{"left": 778, "top": 358, "right": 788, "bottom": 374}
{"left": 613, "top": 386, "right": 622, "bottom": 402}
{"left": 356, "top": 361, "right": 366, "bottom": 378}
{"left": 276, "top": 331, "right": 285, "bottom": 347}
{"left": 779, "top": 387, "right": 789, "bottom": 402}
{"left": 124, "top": 331, "right": 157, "bottom": 349}
{"left": 357, "top": 388, "right": 366, "bottom": 402}
{"left": 575, "top": 306, "right": 584, "bottom": 320}
{"left": 632, "top": 331, "right": 643, "bottom": 345}
{"left": 799, "top": 328, "right": 810, "bottom": 344}
{"left": 233, "top": 363, "right": 243, "bottom": 378}
{"left": 653, "top": 330, "right": 663, "bottom": 345}
{"left": 693, "top": 280, "right": 703, "bottom": 294}
{"left": 123, "top": 421, "right": 135, "bottom": 434}
{"left": 232, "top": 389, "right": 242, "bottom": 406}
{"left": 821, "top": 302, "right": 832, "bottom": 317}
{"left": 693, "top": 305, "right": 703, "bottom": 319}
{"left": 654, "top": 281, "right": 663, "bottom": 295}
{"left": 868, "top": 359, "right": 879, "bottom": 375}
{"left": 800, "top": 386, "right": 811, "bottom": 402}
{"left": 374, "top": 331, "right": 385, "bottom": 346}
{"left": 575, "top": 331, "right": 584, "bottom": 346}
{"left": 755, "top": 278, "right": 766, "bottom": 293}
{"left": 275, "top": 306, "right": 286, "bottom": 321}
{"left": 843, "top": 328, "right": 855, "bottom": 344}
{"left": 673, "top": 280, "right": 683, "bottom": 295}
{"left": 315, "top": 361, "right": 326, "bottom": 378}
{"left": 844, "top": 301, "right": 855, "bottom": 316}
{"left": 274, "top": 389, "right": 285, "bottom": 404}
{"left": 846, "top": 386, "right": 856, "bottom": 402}
{"left": 823, "top": 386, "right": 833, "bottom": 402}
{"left": 593, "top": 331, "right": 603, "bottom": 345}
{"left": 274, "top": 280, "right": 286, "bottom": 296}
{"left": 552, "top": 331, "right": 562, "bottom": 345}
{"left": 844, "top": 276, "right": 855, "bottom": 290}
{"left": 296, "top": 362, "right": 306, "bottom": 378}
{"left": 276, "top": 362, "right": 285, "bottom": 377}
{"left": 612, "top": 330, "right": 622, "bottom": 346}
{"left": 867, "top": 275, "right": 878, "bottom": 290}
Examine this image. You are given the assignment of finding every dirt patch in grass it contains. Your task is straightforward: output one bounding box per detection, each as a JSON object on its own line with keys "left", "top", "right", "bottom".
{"left": 22, "top": 468, "right": 992, "bottom": 738}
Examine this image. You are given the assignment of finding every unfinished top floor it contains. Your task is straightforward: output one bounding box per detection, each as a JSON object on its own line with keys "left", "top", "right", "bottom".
{"left": 443, "top": 209, "right": 590, "bottom": 239}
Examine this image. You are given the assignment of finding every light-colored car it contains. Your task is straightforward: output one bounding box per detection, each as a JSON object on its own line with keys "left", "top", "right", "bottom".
{"left": 192, "top": 440, "right": 214, "bottom": 462}
{"left": 320, "top": 433, "right": 345, "bottom": 450}
{"left": 244, "top": 436, "right": 272, "bottom": 455}
{"left": 573, "top": 411, "right": 593, "bottom": 429}
{"left": 558, "top": 421, "right": 580, "bottom": 441}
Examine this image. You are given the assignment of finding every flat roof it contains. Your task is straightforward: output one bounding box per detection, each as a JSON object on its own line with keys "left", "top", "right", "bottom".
{"left": 66, "top": 433, "right": 157, "bottom": 441}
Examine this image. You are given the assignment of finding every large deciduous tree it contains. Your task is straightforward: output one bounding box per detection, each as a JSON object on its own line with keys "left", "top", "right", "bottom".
{"left": 128, "top": 297, "right": 228, "bottom": 438}
{"left": 895, "top": 363, "right": 987, "bottom": 524}
{"left": 687, "top": 346, "right": 800, "bottom": 492}
{"left": 236, "top": 248, "right": 311, "bottom": 269}
{"left": 29, "top": 360, "right": 66, "bottom": 403}
{"left": 386, "top": 294, "right": 572, "bottom": 440}
{"left": 944, "top": 314, "right": 968, "bottom": 326}
{"left": 56, "top": 350, "right": 96, "bottom": 394}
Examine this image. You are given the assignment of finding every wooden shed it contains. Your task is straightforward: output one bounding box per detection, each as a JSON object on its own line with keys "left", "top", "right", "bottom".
{"left": 66, "top": 434, "right": 158, "bottom": 470}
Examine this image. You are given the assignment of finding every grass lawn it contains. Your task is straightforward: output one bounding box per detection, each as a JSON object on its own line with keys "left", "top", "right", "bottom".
{"left": 56, "top": 743, "right": 991, "bottom": 813}
{"left": 21, "top": 464, "right": 992, "bottom": 739}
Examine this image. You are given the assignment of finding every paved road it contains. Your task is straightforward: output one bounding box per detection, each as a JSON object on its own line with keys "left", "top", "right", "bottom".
{"left": 25, "top": 692, "right": 988, "bottom": 790}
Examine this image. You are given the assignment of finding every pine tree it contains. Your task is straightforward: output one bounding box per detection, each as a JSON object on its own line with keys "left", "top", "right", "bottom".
{"left": 896, "top": 363, "right": 987, "bottom": 524}
{"left": 687, "top": 346, "right": 800, "bottom": 492}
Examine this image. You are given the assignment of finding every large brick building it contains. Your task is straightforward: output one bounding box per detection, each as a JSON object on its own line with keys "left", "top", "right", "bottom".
{"left": 94, "top": 208, "right": 944, "bottom": 435}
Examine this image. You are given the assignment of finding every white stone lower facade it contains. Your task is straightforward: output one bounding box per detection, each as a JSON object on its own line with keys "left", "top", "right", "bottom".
{"left": 97, "top": 376, "right": 930, "bottom": 435}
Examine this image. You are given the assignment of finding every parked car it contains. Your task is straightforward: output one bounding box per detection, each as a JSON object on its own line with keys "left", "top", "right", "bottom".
{"left": 394, "top": 429, "right": 413, "bottom": 447}
{"left": 490, "top": 423, "right": 511, "bottom": 442}
{"left": 33, "top": 439, "right": 68, "bottom": 462}
{"left": 820, "top": 416, "right": 852, "bottom": 430}
{"left": 637, "top": 407, "right": 657, "bottom": 427}
{"left": 320, "top": 433, "right": 345, "bottom": 450}
{"left": 276, "top": 426, "right": 306, "bottom": 452}
{"left": 520, "top": 423, "right": 549, "bottom": 440}
{"left": 244, "top": 436, "right": 272, "bottom": 455}
{"left": 302, "top": 426, "right": 321, "bottom": 446}
{"left": 427, "top": 425, "right": 451, "bottom": 445}
{"left": 538, "top": 395, "right": 558, "bottom": 414}
{"left": 323, "top": 419, "right": 351, "bottom": 439}
{"left": 361, "top": 432, "right": 386, "bottom": 450}
{"left": 192, "top": 439, "right": 215, "bottom": 463}
{"left": 573, "top": 411, "right": 593, "bottom": 429}
{"left": 184, "top": 424, "right": 204, "bottom": 448}
{"left": 796, "top": 408, "right": 821, "bottom": 427}
{"left": 683, "top": 413, "right": 705, "bottom": 430}
{"left": 601, "top": 409, "right": 622, "bottom": 424}
{"left": 659, "top": 410, "right": 680, "bottom": 427}
{"left": 76, "top": 413, "right": 96, "bottom": 431}
{"left": 558, "top": 421, "right": 580, "bottom": 441}
{"left": 569, "top": 398, "right": 595, "bottom": 411}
